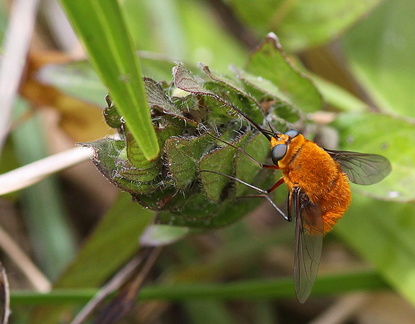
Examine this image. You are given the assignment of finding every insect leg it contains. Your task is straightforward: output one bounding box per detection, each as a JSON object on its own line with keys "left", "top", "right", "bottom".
{"left": 266, "top": 177, "right": 285, "bottom": 193}
{"left": 199, "top": 170, "right": 288, "bottom": 221}
{"left": 239, "top": 194, "right": 289, "bottom": 221}
{"left": 238, "top": 177, "right": 288, "bottom": 220}
{"left": 205, "top": 132, "right": 278, "bottom": 169}
{"left": 199, "top": 170, "right": 269, "bottom": 194}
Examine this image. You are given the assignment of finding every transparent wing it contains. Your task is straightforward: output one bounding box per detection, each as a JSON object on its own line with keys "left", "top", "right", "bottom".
{"left": 325, "top": 149, "right": 391, "bottom": 185}
{"left": 289, "top": 187, "right": 323, "bottom": 303}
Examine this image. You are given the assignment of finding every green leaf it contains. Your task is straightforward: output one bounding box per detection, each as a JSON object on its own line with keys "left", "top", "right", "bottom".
{"left": 201, "top": 64, "right": 265, "bottom": 124}
{"left": 124, "top": 132, "right": 162, "bottom": 182}
{"left": 228, "top": 0, "right": 381, "bottom": 51}
{"left": 342, "top": 0, "right": 415, "bottom": 118}
{"left": 166, "top": 134, "right": 214, "bottom": 190}
{"left": 140, "top": 224, "right": 189, "bottom": 246}
{"left": 172, "top": 62, "right": 262, "bottom": 124}
{"left": 122, "top": 0, "right": 247, "bottom": 72}
{"left": 245, "top": 33, "right": 322, "bottom": 113}
{"left": 173, "top": 62, "right": 214, "bottom": 95}
{"left": 83, "top": 109, "right": 183, "bottom": 195}
{"left": 336, "top": 194, "right": 415, "bottom": 306}
{"left": 37, "top": 61, "right": 106, "bottom": 106}
{"left": 233, "top": 67, "right": 301, "bottom": 123}
{"left": 82, "top": 138, "right": 162, "bottom": 194}
{"left": 170, "top": 0, "right": 247, "bottom": 71}
{"left": 334, "top": 112, "right": 415, "bottom": 202}
{"left": 144, "top": 77, "right": 197, "bottom": 126}
{"left": 274, "top": 0, "right": 382, "bottom": 51}
{"left": 233, "top": 67, "right": 291, "bottom": 103}
{"left": 145, "top": 78, "right": 183, "bottom": 116}
{"left": 311, "top": 74, "right": 369, "bottom": 112}
{"left": 234, "top": 133, "right": 270, "bottom": 197}
{"left": 140, "top": 53, "right": 179, "bottom": 80}
{"left": 59, "top": 0, "right": 159, "bottom": 160}
{"left": 199, "top": 133, "right": 251, "bottom": 202}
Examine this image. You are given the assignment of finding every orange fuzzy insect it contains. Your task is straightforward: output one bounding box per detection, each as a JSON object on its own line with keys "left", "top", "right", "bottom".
{"left": 202, "top": 106, "right": 391, "bottom": 303}
{"left": 270, "top": 132, "right": 351, "bottom": 235}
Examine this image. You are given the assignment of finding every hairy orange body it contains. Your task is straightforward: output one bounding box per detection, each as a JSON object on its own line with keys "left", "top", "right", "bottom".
{"left": 271, "top": 134, "right": 351, "bottom": 234}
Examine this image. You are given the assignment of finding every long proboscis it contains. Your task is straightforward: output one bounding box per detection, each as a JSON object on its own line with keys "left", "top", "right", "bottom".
{"left": 227, "top": 102, "right": 276, "bottom": 141}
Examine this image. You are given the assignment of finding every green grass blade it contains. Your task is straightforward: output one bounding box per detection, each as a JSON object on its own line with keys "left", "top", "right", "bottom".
{"left": 10, "top": 269, "right": 387, "bottom": 304}
{"left": 58, "top": 0, "right": 159, "bottom": 160}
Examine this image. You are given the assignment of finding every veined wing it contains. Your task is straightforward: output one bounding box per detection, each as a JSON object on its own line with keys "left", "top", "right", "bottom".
{"left": 289, "top": 187, "right": 324, "bottom": 303}
{"left": 325, "top": 149, "right": 391, "bottom": 185}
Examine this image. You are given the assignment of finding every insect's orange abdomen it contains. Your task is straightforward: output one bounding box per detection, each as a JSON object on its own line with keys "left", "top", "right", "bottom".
{"left": 273, "top": 134, "right": 351, "bottom": 234}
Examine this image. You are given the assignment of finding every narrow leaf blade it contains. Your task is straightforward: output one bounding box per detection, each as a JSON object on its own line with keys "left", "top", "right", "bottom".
{"left": 59, "top": 0, "right": 159, "bottom": 159}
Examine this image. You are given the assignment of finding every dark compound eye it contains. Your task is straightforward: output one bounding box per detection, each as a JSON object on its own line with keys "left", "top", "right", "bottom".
{"left": 285, "top": 130, "right": 299, "bottom": 138}
{"left": 271, "top": 144, "right": 287, "bottom": 164}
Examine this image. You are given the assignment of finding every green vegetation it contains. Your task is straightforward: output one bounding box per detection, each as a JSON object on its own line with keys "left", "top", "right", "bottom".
{"left": 1, "top": 0, "right": 414, "bottom": 322}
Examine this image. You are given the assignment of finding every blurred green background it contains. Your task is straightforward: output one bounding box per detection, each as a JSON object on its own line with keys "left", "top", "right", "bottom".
{"left": 1, "top": 0, "right": 415, "bottom": 323}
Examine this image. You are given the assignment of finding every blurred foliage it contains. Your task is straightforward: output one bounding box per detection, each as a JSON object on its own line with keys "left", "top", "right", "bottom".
{"left": 229, "top": 0, "right": 382, "bottom": 51}
{"left": 11, "top": 101, "right": 77, "bottom": 280}
{"left": 2, "top": 0, "right": 415, "bottom": 323}
{"left": 21, "top": 52, "right": 110, "bottom": 142}
{"left": 342, "top": 0, "right": 415, "bottom": 117}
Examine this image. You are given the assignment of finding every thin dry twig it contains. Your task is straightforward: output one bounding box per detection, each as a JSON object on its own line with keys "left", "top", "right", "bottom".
{"left": 93, "top": 247, "right": 163, "bottom": 324}
{"left": 0, "top": 225, "right": 50, "bottom": 292}
{"left": 0, "top": 147, "right": 93, "bottom": 196}
{"left": 0, "top": 261, "right": 10, "bottom": 324}
{"left": 71, "top": 247, "right": 163, "bottom": 324}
